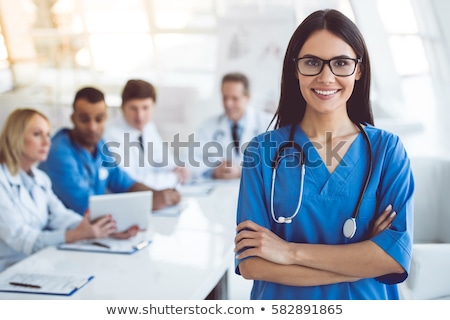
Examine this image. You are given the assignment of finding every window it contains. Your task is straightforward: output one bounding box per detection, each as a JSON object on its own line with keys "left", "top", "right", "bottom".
{"left": 0, "top": 25, "right": 13, "bottom": 92}
{"left": 377, "top": 0, "right": 429, "bottom": 76}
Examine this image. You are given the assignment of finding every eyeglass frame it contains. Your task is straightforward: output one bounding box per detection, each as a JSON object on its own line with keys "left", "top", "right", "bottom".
{"left": 293, "top": 56, "right": 362, "bottom": 77}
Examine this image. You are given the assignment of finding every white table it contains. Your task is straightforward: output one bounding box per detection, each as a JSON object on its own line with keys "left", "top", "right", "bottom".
{"left": 0, "top": 182, "right": 240, "bottom": 300}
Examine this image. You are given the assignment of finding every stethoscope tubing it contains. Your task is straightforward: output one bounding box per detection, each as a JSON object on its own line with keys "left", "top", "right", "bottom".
{"left": 270, "top": 122, "right": 373, "bottom": 238}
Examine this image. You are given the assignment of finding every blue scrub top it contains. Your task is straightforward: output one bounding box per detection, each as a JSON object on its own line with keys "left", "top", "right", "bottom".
{"left": 39, "top": 129, "right": 135, "bottom": 215}
{"left": 235, "top": 124, "right": 414, "bottom": 300}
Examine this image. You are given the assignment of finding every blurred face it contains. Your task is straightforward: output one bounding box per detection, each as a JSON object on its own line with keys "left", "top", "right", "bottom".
{"left": 296, "top": 29, "right": 361, "bottom": 117}
{"left": 222, "top": 81, "right": 249, "bottom": 123}
{"left": 21, "top": 114, "right": 51, "bottom": 168}
{"left": 122, "top": 98, "right": 155, "bottom": 131}
{"left": 71, "top": 98, "right": 107, "bottom": 150}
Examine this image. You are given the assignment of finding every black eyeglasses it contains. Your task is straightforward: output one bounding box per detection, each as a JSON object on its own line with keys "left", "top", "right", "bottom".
{"left": 293, "top": 56, "right": 362, "bottom": 77}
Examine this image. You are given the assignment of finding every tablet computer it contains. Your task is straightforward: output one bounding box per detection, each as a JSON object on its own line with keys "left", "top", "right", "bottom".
{"left": 89, "top": 191, "right": 153, "bottom": 232}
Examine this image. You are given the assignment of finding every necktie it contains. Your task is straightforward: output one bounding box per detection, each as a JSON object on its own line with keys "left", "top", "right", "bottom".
{"left": 231, "top": 122, "right": 239, "bottom": 154}
{"left": 137, "top": 134, "right": 144, "bottom": 151}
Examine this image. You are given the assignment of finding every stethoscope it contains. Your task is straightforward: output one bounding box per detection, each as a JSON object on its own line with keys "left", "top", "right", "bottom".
{"left": 270, "top": 122, "right": 373, "bottom": 239}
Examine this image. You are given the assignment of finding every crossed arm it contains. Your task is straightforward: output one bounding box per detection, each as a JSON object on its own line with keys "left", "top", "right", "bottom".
{"left": 234, "top": 206, "right": 403, "bottom": 286}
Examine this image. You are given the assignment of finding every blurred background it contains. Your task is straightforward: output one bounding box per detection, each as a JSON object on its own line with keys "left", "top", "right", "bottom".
{"left": 0, "top": 0, "right": 449, "bottom": 158}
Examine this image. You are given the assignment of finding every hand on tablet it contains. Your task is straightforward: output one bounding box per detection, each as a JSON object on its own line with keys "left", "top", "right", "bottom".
{"left": 152, "top": 189, "right": 181, "bottom": 210}
{"left": 66, "top": 210, "right": 117, "bottom": 243}
{"left": 111, "top": 225, "right": 140, "bottom": 239}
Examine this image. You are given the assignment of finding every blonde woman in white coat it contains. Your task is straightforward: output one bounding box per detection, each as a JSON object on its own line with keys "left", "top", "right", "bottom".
{"left": 0, "top": 109, "right": 137, "bottom": 272}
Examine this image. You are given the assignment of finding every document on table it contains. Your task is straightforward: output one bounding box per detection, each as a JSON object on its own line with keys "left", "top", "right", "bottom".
{"left": 57, "top": 231, "right": 151, "bottom": 254}
{"left": 0, "top": 272, "right": 93, "bottom": 296}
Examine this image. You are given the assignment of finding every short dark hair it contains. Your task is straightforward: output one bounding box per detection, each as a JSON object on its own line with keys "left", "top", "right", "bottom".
{"left": 221, "top": 72, "right": 250, "bottom": 96}
{"left": 72, "top": 87, "right": 105, "bottom": 110}
{"left": 273, "top": 9, "right": 373, "bottom": 128}
{"left": 121, "top": 79, "right": 157, "bottom": 105}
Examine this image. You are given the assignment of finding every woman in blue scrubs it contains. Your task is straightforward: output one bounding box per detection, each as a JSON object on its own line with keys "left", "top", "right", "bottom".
{"left": 234, "top": 9, "right": 414, "bottom": 299}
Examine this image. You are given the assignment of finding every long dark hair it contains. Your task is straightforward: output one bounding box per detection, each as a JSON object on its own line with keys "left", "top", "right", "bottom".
{"left": 272, "top": 9, "right": 374, "bottom": 129}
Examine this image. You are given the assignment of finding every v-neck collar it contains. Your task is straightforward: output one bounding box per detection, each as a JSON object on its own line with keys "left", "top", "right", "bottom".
{"left": 292, "top": 124, "right": 365, "bottom": 195}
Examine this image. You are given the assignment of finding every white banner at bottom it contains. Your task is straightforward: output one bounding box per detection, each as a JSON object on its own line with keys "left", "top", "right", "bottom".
{"left": 0, "top": 300, "right": 448, "bottom": 319}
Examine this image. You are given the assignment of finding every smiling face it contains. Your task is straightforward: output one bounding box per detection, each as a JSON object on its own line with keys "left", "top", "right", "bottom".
{"left": 21, "top": 114, "right": 51, "bottom": 169}
{"left": 296, "top": 29, "right": 361, "bottom": 118}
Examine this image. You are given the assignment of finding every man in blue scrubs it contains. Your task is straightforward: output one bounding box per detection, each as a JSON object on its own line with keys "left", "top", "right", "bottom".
{"left": 39, "top": 87, "right": 180, "bottom": 215}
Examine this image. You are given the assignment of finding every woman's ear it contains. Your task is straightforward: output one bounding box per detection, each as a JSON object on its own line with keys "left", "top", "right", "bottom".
{"left": 355, "top": 64, "right": 362, "bottom": 81}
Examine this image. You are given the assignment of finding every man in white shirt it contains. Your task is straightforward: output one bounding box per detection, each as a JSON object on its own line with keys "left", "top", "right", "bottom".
{"left": 192, "top": 72, "right": 274, "bottom": 180}
{"left": 104, "top": 79, "right": 189, "bottom": 190}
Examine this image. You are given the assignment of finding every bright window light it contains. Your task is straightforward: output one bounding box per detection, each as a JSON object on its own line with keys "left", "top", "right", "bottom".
{"left": 377, "top": 0, "right": 418, "bottom": 34}
{"left": 0, "top": 34, "right": 8, "bottom": 60}
{"left": 388, "top": 35, "right": 429, "bottom": 75}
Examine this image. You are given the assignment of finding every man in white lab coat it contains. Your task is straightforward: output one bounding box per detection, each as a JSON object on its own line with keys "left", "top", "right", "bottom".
{"left": 193, "top": 72, "right": 274, "bottom": 180}
{"left": 104, "top": 79, "right": 189, "bottom": 190}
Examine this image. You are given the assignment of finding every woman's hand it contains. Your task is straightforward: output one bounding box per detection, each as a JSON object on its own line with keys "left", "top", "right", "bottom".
{"left": 370, "top": 204, "right": 396, "bottom": 238}
{"left": 65, "top": 210, "right": 117, "bottom": 243}
{"left": 235, "top": 220, "right": 295, "bottom": 265}
{"left": 110, "top": 225, "right": 140, "bottom": 239}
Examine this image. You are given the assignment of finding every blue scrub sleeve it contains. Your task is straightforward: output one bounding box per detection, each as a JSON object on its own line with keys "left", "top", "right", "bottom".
{"left": 235, "top": 138, "right": 272, "bottom": 275}
{"left": 106, "top": 165, "right": 135, "bottom": 193}
{"left": 371, "top": 135, "right": 414, "bottom": 284}
{"left": 39, "top": 143, "right": 93, "bottom": 215}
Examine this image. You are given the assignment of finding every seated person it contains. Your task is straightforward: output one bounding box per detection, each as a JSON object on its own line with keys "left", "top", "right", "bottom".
{"left": 192, "top": 72, "right": 274, "bottom": 180}
{"left": 0, "top": 109, "right": 137, "bottom": 272}
{"left": 104, "top": 79, "right": 189, "bottom": 190}
{"left": 39, "top": 87, "right": 180, "bottom": 216}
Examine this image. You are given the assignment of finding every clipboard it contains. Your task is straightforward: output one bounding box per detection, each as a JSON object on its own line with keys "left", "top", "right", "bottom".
{"left": 57, "top": 231, "right": 152, "bottom": 254}
{"left": 57, "top": 237, "right": 151, "bottom": 254}
{"left": 0, "top": 273, "right": 94, "bottom": 296}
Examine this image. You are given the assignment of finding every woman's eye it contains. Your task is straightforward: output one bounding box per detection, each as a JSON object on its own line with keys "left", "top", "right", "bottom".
{"left": 306, "top": 59, "right": 320, "bottom": 66}
{"left": 333, "top": 59, "right": 349, "bottom": 67}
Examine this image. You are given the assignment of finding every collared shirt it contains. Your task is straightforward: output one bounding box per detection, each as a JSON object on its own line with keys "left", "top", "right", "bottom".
{"left": 192, "top": 107, "right": 274, "bottom": 178}
{"left": 0, "top": 163, "right": 82, "bottom": 272}
{"left": 103, "top": 117, "right": 178, "bottom": 190}
{"left": 39, "top": 129, "right": 135, "bottom": 215}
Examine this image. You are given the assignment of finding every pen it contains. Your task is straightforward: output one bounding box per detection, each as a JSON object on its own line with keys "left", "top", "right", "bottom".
{"left": 9, "top": 282, "right": 41, "bottom": 289}
{"left": 134, "top": 240, "right": 149, "bottom": 250}
{"left": 91, "top": 241, "right": 111, "bottom": 249}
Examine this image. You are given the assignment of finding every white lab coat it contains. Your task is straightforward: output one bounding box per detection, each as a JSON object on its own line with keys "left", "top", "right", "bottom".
{"left": 104, "top": 117, "right": 178, "bottom": 190}
{"left": 0, "top": 164, "right": 82, "bottom": 272}
{"left": 191, "top": 107, "right": 274, "bottom": 177}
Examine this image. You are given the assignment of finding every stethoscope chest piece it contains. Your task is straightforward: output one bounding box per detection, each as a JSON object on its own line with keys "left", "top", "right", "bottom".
{"left": 343, "top": 218, "right": 357, "bottom": 239}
